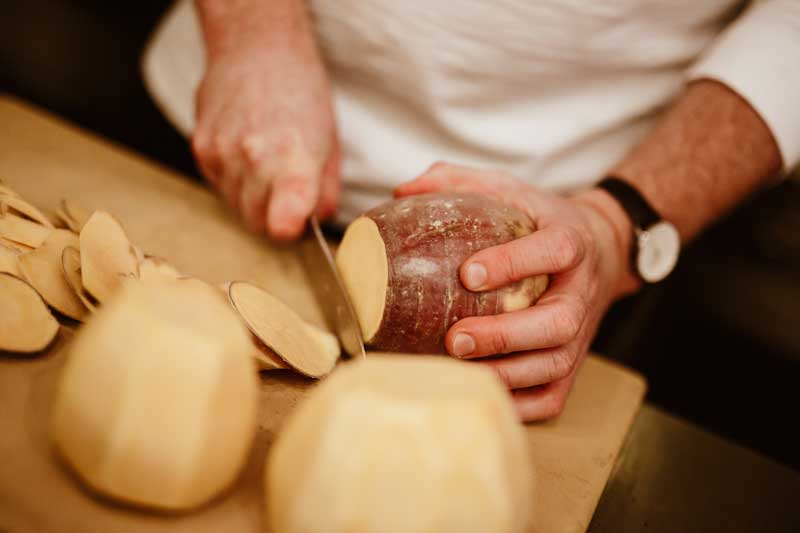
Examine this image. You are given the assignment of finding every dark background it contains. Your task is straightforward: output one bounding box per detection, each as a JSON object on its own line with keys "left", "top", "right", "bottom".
{"left": 3, "top": 0, "right": 799, "bottom": 471}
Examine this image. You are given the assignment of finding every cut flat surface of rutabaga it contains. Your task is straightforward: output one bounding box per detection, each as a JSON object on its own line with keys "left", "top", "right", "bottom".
{"left": 267, "top": 355, "right": 534, "bottom": 533}
{"left": 18, "top": 230, "right": 87, "bottom": 321}
{"left": 0, "top": 213, "right": 54, "bottom": 248}
{"left": 227, "top": 281, "right": 340, "bottom": 378}
{"left": 0, "top": 273, "right": 59, "bottom": 353}
{"left": 79, "top": 211, "right": 139, "bottom": 303}
{"left": 334, "top": 215, "right": 388, "bottom": 343}
{"left": 61, "top": 247, "right": 97, "bottom": 313}
{"left": 50, "top": 280, "right": 258, "bottom": 511}
{"left": 336, "top": 193, "right": 549, "bottom": 353}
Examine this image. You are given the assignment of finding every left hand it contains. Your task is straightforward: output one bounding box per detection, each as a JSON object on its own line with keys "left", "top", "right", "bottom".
{"left": 395, "top": 162, "right": 639, "bottom": 421}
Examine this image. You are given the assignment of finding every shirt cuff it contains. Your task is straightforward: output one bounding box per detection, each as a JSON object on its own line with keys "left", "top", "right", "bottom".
{"left": 688, "top": 0, "right": 800, "bottom": 171}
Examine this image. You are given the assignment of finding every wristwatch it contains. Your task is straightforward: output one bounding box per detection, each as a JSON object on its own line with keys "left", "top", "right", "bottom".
{"left": 597, "top": 177, "right": 681, "bottom": 283}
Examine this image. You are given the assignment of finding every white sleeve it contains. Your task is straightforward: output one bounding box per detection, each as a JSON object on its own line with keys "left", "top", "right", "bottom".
{"left": 141, "top": 0, "right": 204, "bottom": 137}
{"left": 688, "top": 0, "right": 800, "bottom": 171}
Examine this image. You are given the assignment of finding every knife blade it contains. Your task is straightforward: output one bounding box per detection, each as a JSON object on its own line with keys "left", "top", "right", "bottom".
{"left": 301, "top": 216, "right": 366, "bottom": 359}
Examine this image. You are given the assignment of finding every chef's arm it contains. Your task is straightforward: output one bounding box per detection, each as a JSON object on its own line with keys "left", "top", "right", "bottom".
{"left": 578, "top": 79, "right": 783, "bottom": 296}
{"left": 580, "top": 0, "right": 800, "bottom": 297}
{"left": 192, "top": 0, "right": 340, "bottom": 240}
{"left": 392, "top": 1, "right": 797, "bottom": 421}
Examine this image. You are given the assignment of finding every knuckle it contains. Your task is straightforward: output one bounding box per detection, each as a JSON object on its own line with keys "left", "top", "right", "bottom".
{"left": 546, "top": 348, "right": 575, "bottom": 382}
{"left": 240, "top": 132, "right": 266, "bottom": 166}
{"left": 550, "top": 226, "right": 585, "bottom": 270}
{"left": 490, "top": 317, "right": 514, "bottom": 355}
{"left": 544, "top": 393, "right": 567, "bottom": 419}
{"left": 208, "top": 132, "right": 234, "bottom": 161}
{"left": 570, "top": 293, "right": 589, "bottom": 328}
{"left": 277, "top": 174, "right": 316, "bottom": 198}
{"left": 551, "top": 305, "right": 582, "bottom": 342}
{"left": 191, "top": 132, "right": 212, "bottom": 158}
{"left": 493, "top": 364, "right": 514, "bottom": 389}
{"left": 271, "top": 131, "right": 305, "bottom": 160}
{"left": 428, "top": 161, "right": 451, "bottom": 174}
{"left": 493, "top": 245, "right": 523, "bottom": 282}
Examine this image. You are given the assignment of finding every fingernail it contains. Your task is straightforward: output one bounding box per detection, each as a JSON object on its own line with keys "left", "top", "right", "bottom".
{"left": 465, "top": 263, "right": 488, "bottom": 290}
{"left": 452, "top": 332, "right": 475, "bottom": 357}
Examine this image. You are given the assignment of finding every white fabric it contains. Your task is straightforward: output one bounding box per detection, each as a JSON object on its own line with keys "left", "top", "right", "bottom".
{"left": 142, "top": 0, "right": 203, "bottom": 137}
{"left": 142, "top": 0, "right": 800, "bottom": 225}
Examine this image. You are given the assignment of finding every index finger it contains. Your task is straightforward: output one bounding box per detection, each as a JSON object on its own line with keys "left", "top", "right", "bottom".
{"left": 460, "top": 225, "right": 585, "bottom": 291}
{"left": 267, "top": 172, "right": 320, "bottom": 241}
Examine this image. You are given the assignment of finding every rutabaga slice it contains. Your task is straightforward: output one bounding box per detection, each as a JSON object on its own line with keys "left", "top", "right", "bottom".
{"left": 138, "top": 256, "right": 182, "bottom": 283}
{"left": 226, "top": 281, "right": 340, "bottom": 378}
{"left": 79, "top": 211, "right": 139, "bottom": 303}
{"left": 0, "top": 237, "right": 32, "bottom": 253}
{"left": 54, "top": 209, "right": 76, "bottom": 233}
{"left": 61, "top": 247, "right": 97, "bottom": 313}
{"left": 0, "top": 213, "right": 54, "bottom": 248}
{"left": 0, "top": 273, "right": 59, "bottom": 353}
{"left": 0, "top": 194, "right": 54, "bottom": 228}
{"left": 250, "top": 335, "right": 289, "bottom": 371}
{"left": 50, "top": 280, "right": 258, "bottom": 511}
{"left": 59, "top": 199, "right": 92, "bottom": 233}
{"left": 217, "top": 282, "right": 288, "bottom": 371}
{"left": 17, "top": 230, "right": 87, "bottom": 321}
{"left": 266, "top": 355, "right": 534, "bottom": 533}
{"left": 0, "top": 181, "right": 20, "bottom": 197}
{"left": 0, "top": 242, "right": 20, "bottom": 276}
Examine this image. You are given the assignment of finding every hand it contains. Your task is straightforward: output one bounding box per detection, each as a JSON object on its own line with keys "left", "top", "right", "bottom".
{"left": 395, "top": 162, "right": 639, "bottom": 421}
{"left": 192, "top": 36, "right": 339, "bottom": 240}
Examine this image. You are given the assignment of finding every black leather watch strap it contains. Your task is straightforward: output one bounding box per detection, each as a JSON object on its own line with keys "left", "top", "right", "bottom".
{"left": 596, "top": 177, "right": 660, "bottom": 230}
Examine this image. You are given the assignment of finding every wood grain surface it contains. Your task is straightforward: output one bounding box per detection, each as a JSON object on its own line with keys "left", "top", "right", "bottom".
{"left": 0, "top": 95, "right": 646, "bottom": 533}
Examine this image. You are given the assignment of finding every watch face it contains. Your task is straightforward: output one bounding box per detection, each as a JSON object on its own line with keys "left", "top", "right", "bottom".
{"left": 636, "top": 221, "right": 680, "bottom": 283}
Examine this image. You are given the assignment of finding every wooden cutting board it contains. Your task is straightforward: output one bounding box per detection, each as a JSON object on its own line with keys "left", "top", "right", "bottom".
{"left": 0, "top": 95, "right": 646, "bottom": 533}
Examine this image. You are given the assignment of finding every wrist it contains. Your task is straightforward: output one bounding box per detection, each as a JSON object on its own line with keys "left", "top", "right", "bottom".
{"left": 197, "top": 0, "right": 316, "bottom": 60}
{"left": 573, "top": 188, "right": 642, "bottom": 299}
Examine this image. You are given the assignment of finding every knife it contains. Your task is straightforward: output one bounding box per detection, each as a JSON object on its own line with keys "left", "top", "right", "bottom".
{"left": 301, "top": 216, "right": 366, "bottom": 359}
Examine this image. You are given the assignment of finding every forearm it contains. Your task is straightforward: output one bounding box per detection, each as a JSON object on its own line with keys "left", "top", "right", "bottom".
{"left": 611, "top": 79, "right": 782, "bottom": 240}
{"left": 577, "top": 79, "right": 783, "bottom": 297}
{"left": 195, "top": 0, "right": 316, "bottom": 58}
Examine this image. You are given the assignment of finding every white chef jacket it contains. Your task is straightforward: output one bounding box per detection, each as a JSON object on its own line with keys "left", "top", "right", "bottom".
{"left": 142, "top": 0, "right": 800, "bottom": 224}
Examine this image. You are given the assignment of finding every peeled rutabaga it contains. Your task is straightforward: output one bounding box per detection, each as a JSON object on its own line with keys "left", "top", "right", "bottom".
{"left": 51, "top": 279, "right": 258, "bottom": 511}
{"left": 266, "top": 355, "right": 534, "bottom": 533}
{"left": 336, "top": 193, "right": 548, "bottom": 353}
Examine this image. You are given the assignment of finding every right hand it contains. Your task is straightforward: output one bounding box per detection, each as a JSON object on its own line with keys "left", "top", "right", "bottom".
{"left": 192, "top": 38, "right": 339, "bottom": 240}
